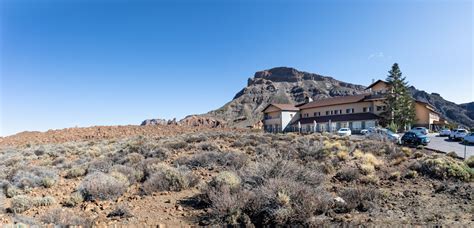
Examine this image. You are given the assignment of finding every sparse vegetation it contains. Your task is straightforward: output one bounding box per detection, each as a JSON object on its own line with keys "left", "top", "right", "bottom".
{"left": 0, "top": 129, "right": 472, "bottom": 226}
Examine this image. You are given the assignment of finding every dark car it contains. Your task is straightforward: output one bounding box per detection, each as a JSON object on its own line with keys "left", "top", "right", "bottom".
{"left": 401, "top": 131, "right": 430, "bottom": 146}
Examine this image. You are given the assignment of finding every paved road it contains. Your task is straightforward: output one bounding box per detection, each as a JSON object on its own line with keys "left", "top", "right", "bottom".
{"left": 350, "top": 133, "right": 474, "bottom": 159}
{"left": 425, "top": 133, "right": 474, "bottom": 159}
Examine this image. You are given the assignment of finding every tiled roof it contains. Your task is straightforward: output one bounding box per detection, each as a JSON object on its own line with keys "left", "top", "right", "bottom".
{"left": 298, "top": 94, "right": 368, "bottom": 109}
{"left": 262, "top": 103, "right": 299, "bottom": 112}
{"left": 295, "top": 113, "right": 380, "bottom": 124}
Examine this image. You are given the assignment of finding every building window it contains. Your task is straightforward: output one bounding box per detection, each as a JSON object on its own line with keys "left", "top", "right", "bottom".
{"left": 340, "top": 109, "right": 342, "bottom": 114}
{"left": 326, "top": 111, "right": 330, "bottom": 115}
{"left": 363, "top": 107, "right": 367, "bottom": 112}
{"left": 300, "top": 114, "right": 302, "bottom": 118}
{"left": 369, "top": 107, "right": 373, "bottom": 112}
{"left": 304, "top": 113, "right": 309, "bottom": 117}
{"left": 330, "top": 110, "right": 334, "bottom": 115}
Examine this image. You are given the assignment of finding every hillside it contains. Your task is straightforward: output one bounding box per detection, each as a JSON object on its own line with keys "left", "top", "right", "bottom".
{"left": 204, "top": 67, "right": 474, "bottom": 128}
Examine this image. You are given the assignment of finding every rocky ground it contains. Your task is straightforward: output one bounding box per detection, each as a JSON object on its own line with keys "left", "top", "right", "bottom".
{"left": 0, "top": 126, "right": 472, "bottom": 226}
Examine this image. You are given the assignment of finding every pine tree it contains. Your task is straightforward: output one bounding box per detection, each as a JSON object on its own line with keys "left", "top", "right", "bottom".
{"left": 382, "top": 63, "right": 416, "bottom": 131}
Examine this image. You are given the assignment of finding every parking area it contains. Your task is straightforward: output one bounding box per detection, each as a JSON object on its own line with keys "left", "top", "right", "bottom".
{"left": 350, "top": 133, "right": 474, "bottom": 159}
{"left": 425, "top": 133, "right": 473, "bottom": 159}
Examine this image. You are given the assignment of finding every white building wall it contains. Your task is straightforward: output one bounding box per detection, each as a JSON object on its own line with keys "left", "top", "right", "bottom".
{"left": 281, "top": 111, "right": 298, "bottom": 131}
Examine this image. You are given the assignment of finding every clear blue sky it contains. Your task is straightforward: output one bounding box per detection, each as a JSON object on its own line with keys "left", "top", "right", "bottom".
{"left": 1, "top": 0, "right": 472, "bottom": 136}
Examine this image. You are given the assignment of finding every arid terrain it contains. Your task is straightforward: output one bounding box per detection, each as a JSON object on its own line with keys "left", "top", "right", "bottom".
{"left": 0, "top": 125, "right": 473, "bottom": 226}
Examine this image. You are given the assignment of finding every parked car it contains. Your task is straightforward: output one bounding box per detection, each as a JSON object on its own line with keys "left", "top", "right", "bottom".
{"left": 360, "top": 127, "right": 376, "bottom": 135}
{"left": 366, "top": 128, "right": 400, "bottom": 143}
{"left": 463, "top": 133, "right": 474, "bottom": 144}
{"left": 449, "top": 129, "right": 469, "bottom": 141}
{"left": 401, "top": 131, "right": 430, "bottom": 146}
{"left": 337, "top": 128, "right": 351, "bottom": 136}
{"left": 438, "top": 128, "right": 451, "bottom": 137}
{"left": 410, "top": 127, "right": 428, "bottom": 135}
{"left": 383, "top": 129, "right": 401, "bottom": 143}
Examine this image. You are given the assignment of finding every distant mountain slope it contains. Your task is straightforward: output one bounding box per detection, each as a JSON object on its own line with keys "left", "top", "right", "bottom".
{"left": 204, "top": 67, "right": 474, "bottom": 128}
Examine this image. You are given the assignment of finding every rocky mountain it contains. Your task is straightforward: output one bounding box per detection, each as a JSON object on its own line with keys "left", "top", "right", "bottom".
{"left": 202, "top": 67, "right": 474, "bottom": 128}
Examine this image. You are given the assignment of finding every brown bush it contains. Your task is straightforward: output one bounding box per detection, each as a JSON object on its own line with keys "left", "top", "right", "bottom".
{"left": 142, "top": 163, "right": 198, "bottom": 194}
{"left": 78, "top": 172, "right": 128, "bottom": 201}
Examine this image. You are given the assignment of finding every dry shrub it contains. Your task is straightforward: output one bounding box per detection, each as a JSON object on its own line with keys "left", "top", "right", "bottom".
{"left": 176, "top": 151, "right": 249, "bottom": 170}
{"left": 420, "top": 157, "right": 473, "bottom": 181}
{"left": 79, "top": 172, "right": 128, "bottom": 201}
{"left": 66, "top": 166, "right": 87, "bottom": 178}
{"left": 110, "top": 164, "right": 144, "bottom": 184}
{"left": 241, "top": 159, "right": 325, "bottom": 188}
{"left": 142, "top": 163, "right": 198, "bottom": 194}
{"left": 339, "top": 187, "right": 378, "bottom": 212}
{"left": 11, "top": 195, "right": 32, "bottom": 213}
{"left": 335, "top": 167, "right": 360, "bottom": 182}
{"left": 361, "top": 153, "right": 383, "bottom": 168}
{"left": 41, "top": 208, "right": 93, "bottom": 226}
{"left": 336, "top": 151, "right": 349, "bottom": 161}
{"left": 466, "top": 156, "right": 474, "bottom": 168}
{"left": 165, "top": 139, "right": 188, "bottom": 150}
{"left": 63, "top": 191, "right": 84, "bottom": 207}
{"left": 87, "top": 159, "right": 113, "bottom": 173}
{"left": 11, "top": 167, "right": 58, "bottom": 189}
{"left": 107, "top": 204, "right": 133, "bottom": 219}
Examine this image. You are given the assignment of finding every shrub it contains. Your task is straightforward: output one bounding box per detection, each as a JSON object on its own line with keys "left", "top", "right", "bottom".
{"left": 405, "top": 170, "right": 418, "bottom": 179}
{"left": 120, "top": 152, "right": 144, "bottom": 165}
{"left": 336, "top": 151, "right": 349, "bottom": 161}
{"left": 339, "top": 187, "right": 378, "bottom": 212}
{"left": 176, "top": 151, "right": 248, "bottom": 170}
{"left": 241, "top": 159, "right": 325, "bottom": 188}
{"left": 420, "top": 157, "right": 473, "bottom": 181}
{"left": 198, "top": 142, "right": 220, "bottom": 151}
{"left": 202, "top": 177, "right": 332, "bottom": 226}
{"left": 389, "top": 171, "right": 401, "bottom": 180}
{"left": 11, "top": 195, "right": 33, "bottom": 213}
{"left": 447, "top": 151, "right": 458, "bottom": 158}
{"left": 66, "top": 167, "right": 87, "bottom": 178}
{"left": 0, "top": 191, "right": 5, "bottom": 212}
{"left": 335, "top": 167, "right": 360, "bottom": 182}
{"left": 78, "top": 172, "right": 128, "bottom": 201}
{"left": 33, "top": 196, "right": 55, "bottom": 207}
{"left": 165, "top": 139, "right": 188, "bottom": 150}
{"left": 11, "top": 167, "right": 59, "bottom": 189}
{"left": 5, "top": 185, "right": 22, "bottom": 198}
{"left": 353, "top": 149, "right": 364, "bottom": 159}
{"left": 361, "top": 153, "right": 383, "bottom": 168}
{"left": 107, "top": 204, "right": 133, "bottom": 218}
{"left": 110, "top": 165, "right": 144, "bottom": 184}
{"left": 41, "top": 208, "right": 93, "bottom": 226}
{"left": 142, "top": 163, "right": 198, "bottom": 194}
{"left": 465, "top": 156, "right": 474, "bottom": 168}
{"left": 210, "top": 171, "right": 241, "bottom": 189}
{"left": 63, "top": 191, "right": 84, "bottom": 207}
{"left": 87, "top": 159, "right": 113, "bottom": 173}
{"left": 359, "top": 163, "right": 375, "bottom": 175}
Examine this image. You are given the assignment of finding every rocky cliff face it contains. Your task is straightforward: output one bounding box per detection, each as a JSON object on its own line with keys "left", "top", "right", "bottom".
{"left": 204, "top": 67, "right": 474, "bottom": 128}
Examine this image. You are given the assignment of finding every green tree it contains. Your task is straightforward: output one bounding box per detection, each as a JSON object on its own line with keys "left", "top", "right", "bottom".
{"left": 382, "top": 63, "right": 416, "bottom": 131}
